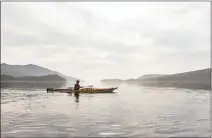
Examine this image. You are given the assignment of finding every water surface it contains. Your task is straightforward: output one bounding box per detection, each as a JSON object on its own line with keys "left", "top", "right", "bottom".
{"left": 1, "top": 82, "right": 210, "bottom": 137}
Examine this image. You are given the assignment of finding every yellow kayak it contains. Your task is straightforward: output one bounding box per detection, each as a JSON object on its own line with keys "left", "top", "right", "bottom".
{"left": 47, "top": 87, "right": 118, "bottom": 93}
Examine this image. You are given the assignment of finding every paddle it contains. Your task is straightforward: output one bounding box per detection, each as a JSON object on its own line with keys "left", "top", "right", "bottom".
{"left": 81, "top": 85, "right": 93, "bottom": 89}
{"left": 85, "top": 85, "right": 93, "bottom": 88}
{"left": 67, "top": 85, "right": 93, "bottom": 89}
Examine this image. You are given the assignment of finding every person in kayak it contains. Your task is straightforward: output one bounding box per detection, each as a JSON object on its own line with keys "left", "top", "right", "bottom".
{"left": 74, "top": 80, "right": 83, "bottom": 90}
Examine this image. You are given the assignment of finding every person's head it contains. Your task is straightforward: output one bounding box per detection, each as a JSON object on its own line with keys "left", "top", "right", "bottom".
{"left": 76, "top": 80, "right": 80, "bottom": 84}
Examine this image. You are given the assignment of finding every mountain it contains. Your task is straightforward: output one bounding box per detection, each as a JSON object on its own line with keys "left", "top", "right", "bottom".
{"left": 1, "top": 63, "right": 79, "bottom": 81}
{"left": 136, "top": 74, "right": 165, "bottom": 80}
{"left": 1, "top": 74, "right": 66, "bottom": 82}
{"left": 141, "top": 68, "right": 210, "bottom": 82}
{"left": 139, "top": 68, "right": 211, "bottom": 90}
{"left": 100, "top": 68, "right": 211, "bottom": 90}
{"left": 101, "top": 79, "right": 123, "bottom": 83}
{"left": 101, "top": 79, "right": 124, "bottom": 85}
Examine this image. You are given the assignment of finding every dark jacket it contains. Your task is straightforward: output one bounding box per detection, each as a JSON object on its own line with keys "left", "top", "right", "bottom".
{"left": 74, "top": 84, "right": 81, "bottom": 90}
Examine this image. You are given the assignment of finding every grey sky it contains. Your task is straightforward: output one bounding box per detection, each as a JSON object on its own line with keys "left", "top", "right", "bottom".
{"left": 2, "top": 2, "right": 210, "bottom": 83}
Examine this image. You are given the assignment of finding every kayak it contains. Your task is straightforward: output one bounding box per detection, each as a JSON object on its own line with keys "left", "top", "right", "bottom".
{"left": 77, "top": 87, "right": 118, "bottom": 93}
{"left": 46, "top": 87, "right": 118, "bottom": 94}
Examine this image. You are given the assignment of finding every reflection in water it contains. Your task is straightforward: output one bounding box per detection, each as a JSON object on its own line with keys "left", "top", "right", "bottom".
{"left": 1, "top": 81, "right": 68, "bottom": 90}
{"left": 74, "top": 92, "right": 80, "bottom": 103}
{"left": 73, "top": 92, "right": 80, "bottom": 109}
{"left": 67, "top": 93, "right": 72, "bottom": 97}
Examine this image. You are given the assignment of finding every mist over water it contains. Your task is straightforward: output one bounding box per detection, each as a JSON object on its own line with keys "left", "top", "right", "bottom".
{"left": 1, "top": 82, "right": 210, "bottom": 137}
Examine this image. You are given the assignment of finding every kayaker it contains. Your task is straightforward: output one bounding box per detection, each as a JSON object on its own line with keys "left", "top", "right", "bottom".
{"left": 74, "top": 80, "right": 83, "bottom": 90}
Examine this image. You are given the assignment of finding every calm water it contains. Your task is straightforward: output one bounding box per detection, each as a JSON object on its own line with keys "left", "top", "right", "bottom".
{"left": 1, "top": 82, "right": 210, "bottom": 137}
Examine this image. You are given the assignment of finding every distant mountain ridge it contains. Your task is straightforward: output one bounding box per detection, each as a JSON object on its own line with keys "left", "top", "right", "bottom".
{"left": 139, "top": 68, "right": 211, "bottom": 90}
{"left": 101, "top": 68, "right": 211, "bottom": 90}
{"left": 101, "top": 79, "right": 123, "bottom": 83}
{"left": 136, "top": 74, "right": 165, "bottom": 80}
{"left": 1, "top": 63, "right": 79, "bottom": 81}
{"left": 141, "top": 68, "right": 210, "bottom": 82}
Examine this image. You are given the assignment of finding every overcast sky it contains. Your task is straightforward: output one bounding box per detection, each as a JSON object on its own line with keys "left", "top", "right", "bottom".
{"left": 2, "top": 2, "right": 210, "bottom": 83}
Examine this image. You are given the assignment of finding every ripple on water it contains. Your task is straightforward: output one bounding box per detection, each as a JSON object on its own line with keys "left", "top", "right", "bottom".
{"left": 111, "top": 124, "right": 121, "bottom": 127}
{"left": 98, "top": 132, "right": 125, "bottom": 136}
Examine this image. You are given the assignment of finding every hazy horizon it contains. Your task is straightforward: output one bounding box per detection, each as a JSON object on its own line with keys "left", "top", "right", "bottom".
{"left": 2, "top": 2, "right": 210, "bottom": 82}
